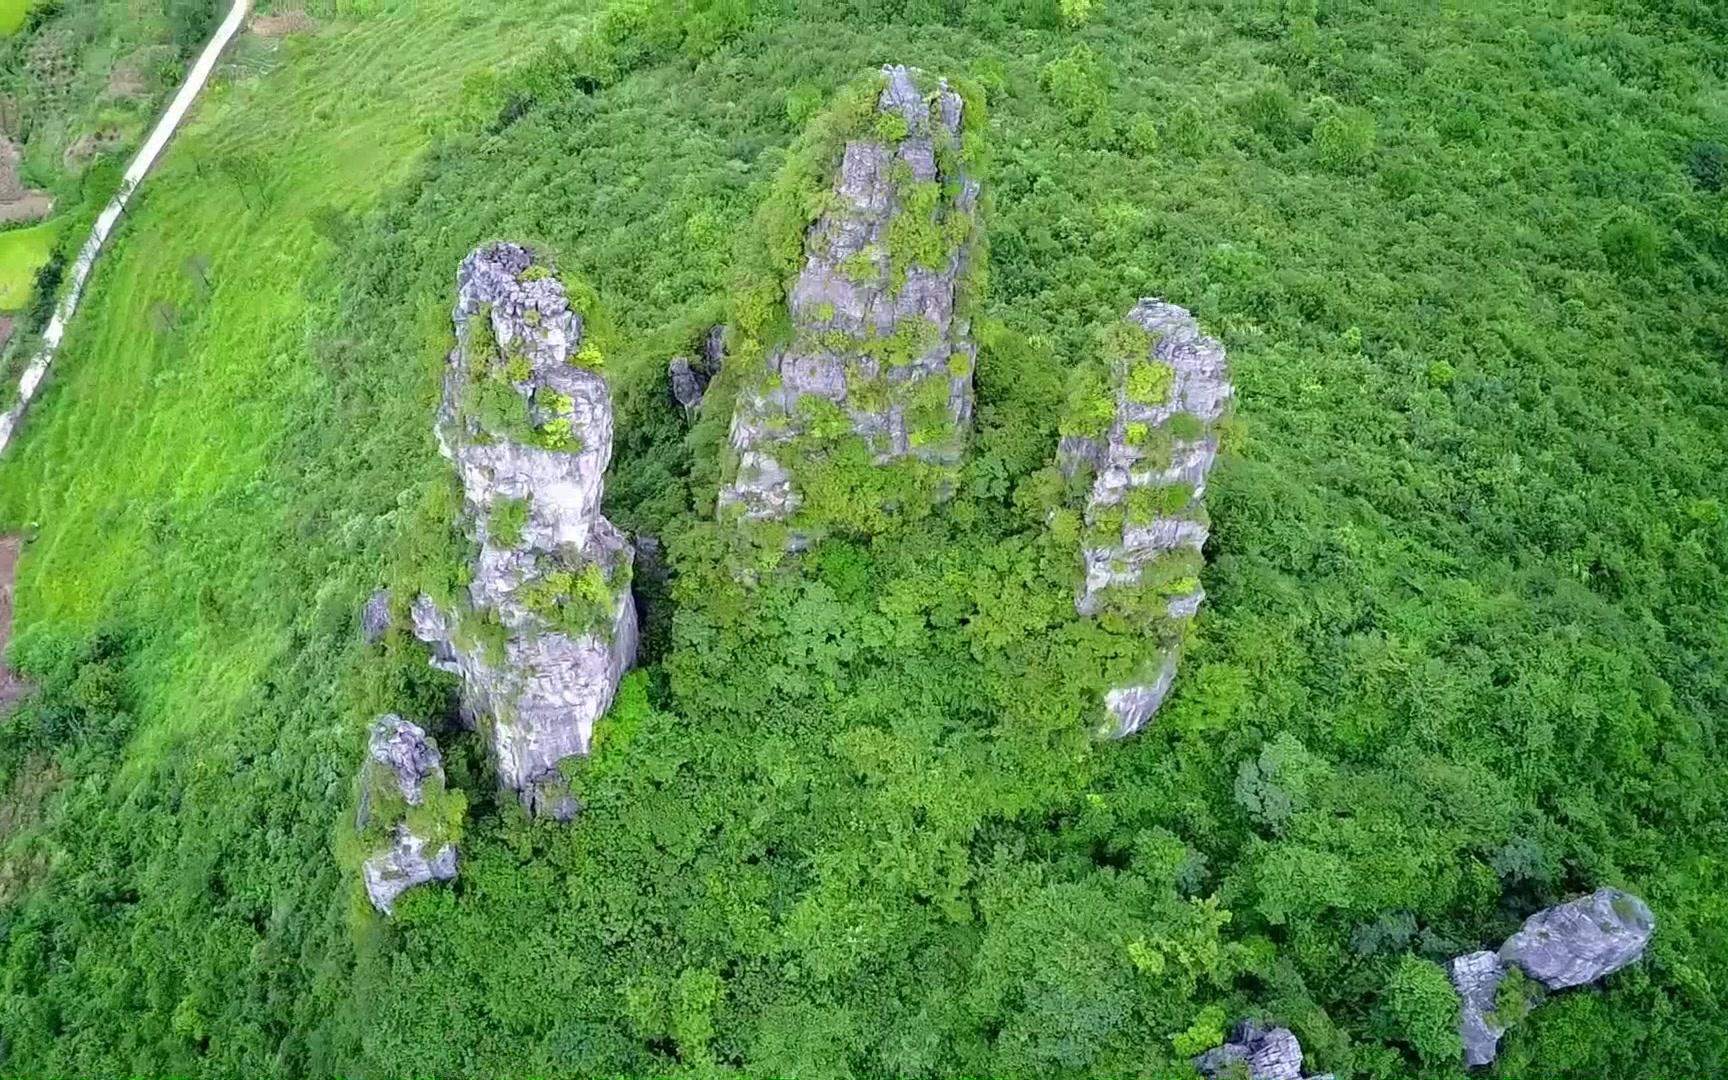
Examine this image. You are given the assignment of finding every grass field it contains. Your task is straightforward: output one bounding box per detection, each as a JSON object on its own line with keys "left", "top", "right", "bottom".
{"left": 0, "top": 219, "right": 58, "bottom": 310}
{"left": 0, "top": 0, "right": 28, "bottom": 38}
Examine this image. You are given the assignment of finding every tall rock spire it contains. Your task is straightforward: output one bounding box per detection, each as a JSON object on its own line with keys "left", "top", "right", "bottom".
{"left": 412, "top": 243, "right": 638, "bottom": 820}
{"left": 719, "top": 65, "right": 985, "bottom": 541}
{"left": 1059, "top": 300, "right": 1232, "bottom": 737}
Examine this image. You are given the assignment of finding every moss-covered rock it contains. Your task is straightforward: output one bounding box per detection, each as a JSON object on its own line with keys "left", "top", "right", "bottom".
{"left": 1058, "top": 300, "right": 1231, "bottom": 737}
{"left": 718, "top": 64, "right": 986, "bottom": 544}
{"left": 411, "top": 243, "right": 638, "bottom": 820}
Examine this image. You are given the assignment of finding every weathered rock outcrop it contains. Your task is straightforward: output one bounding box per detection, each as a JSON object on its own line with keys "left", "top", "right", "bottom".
{"left": 1450, "top": 950, "right": 1507, "bottom": 1068}
{"left": 356, "top": 715, "right": 458, "bottom": 915}
{"left": 1194, "top": 1022, "right": 1331, "bottom": 1080}
{"left": 411, "top": 243, "right": 638, "bottom": 820}
{"left": 718, "top": 65, "right": 982, "bottom": 531}
{"left": 1448, "top": 888, "right": 1654, "bottom": 1067}
{"left": 1500, "top": 887, "right": 1654, "bottom": 990}
{"left": 360, "top": 588, "right": 393, "bottom": 644}
{"left": 669, "top": 325, "right": 726, "bottom": 412}
{"left": 1060, "top": 300, "right": 1231, "bottom": 737}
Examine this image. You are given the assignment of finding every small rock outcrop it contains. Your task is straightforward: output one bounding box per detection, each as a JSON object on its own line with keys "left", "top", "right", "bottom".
{"left": 411, "top": 243, "right": 638, "bottom": 819}
{"left": 669, "top": 325, "right": 726, "bottom": 412}
{"left": 1499, "top": 887, "right": 1655, "bottom": 990}
{"left": 1450, "top": 950, "right": 1507, "bottom": 1068}
{"left": 1448, "top": 888, "right": 1654, "bottom": 1067}
{"left": 356, "top": 716, "right": 459, "bottom": 915}
{"left": 718, "top": 65, "right": 982, "bottom": 533}
{"left": 1194, "top": 1022, "right": 1331, "bottom": 1080}
{"left": 360, "top": 588, "right": 393, "bottom": 644}
{"left": 1059, "top": 300, "right": 1231, "bottom": 737}
{"left": 669, "top": 356, "right": 707, "bottom": 411}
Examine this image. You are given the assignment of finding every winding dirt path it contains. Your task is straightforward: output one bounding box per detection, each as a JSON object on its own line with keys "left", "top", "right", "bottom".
{"left": 0, "top": 0, "right": 252, "bottom": 457}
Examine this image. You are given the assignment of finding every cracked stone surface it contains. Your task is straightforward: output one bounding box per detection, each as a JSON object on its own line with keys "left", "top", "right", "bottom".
{"left": 1194, "top": 1022, "right": 1322, "bottom": 1080}
{"left": 411, "top": 243, "right": 638, "bottom": 819}
{"left": 719, "top": 64, "right": 981, "bottom": 528}
{"left": 1061, "top": 300, "right": 1231, "bottom": 737}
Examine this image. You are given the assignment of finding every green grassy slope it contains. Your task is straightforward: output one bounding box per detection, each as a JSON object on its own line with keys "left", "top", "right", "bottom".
{"left": 0, "top": 218, "right": 56, "bottom": 309}
{"left": 0, "top": 0, "right": 29, "bottom": 39}
{"left": 0, "top": 0, "right": 1725, "bottom": 1076}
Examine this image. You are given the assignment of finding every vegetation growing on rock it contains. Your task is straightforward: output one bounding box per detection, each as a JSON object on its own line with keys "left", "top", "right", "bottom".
{"left": 0, "top": 1, "right": 1721, "bottom": 1077}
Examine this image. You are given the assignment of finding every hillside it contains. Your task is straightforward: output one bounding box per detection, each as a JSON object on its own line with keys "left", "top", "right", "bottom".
{"left": 0, "top": 1, "right": 1724, "bottom": 1077}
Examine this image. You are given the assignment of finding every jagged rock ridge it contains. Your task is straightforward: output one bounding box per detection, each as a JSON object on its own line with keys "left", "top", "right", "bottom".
{"left": 1059, "top": 300, "right": 1231, "bottom": 737}
{"left": 719, "top": 64, "right": 982, "bottom": 531}
{"left": 1448, "top": 888, "right": 1654, "bottom": 1067}
{"left": 357, "top": 715, "right": 458, "bottom": 915}
{"left": 412, "top": 243, "right": 638, "bottom": 820}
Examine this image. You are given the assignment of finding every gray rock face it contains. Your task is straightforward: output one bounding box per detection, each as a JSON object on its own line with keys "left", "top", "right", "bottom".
{"left": 669, "top": 356, "right": 706, "bottom": 411}
{"left": 357, "top": 716, "right": 457, "bottom": 915}
{"left": 1451, "top": 950, "right": 1508, "bottom": 1068}
{"left": 1500, "top": 888, "right": 1655, "bottom": 990}
{"left": 411, "top": 243, "right": 638, "bottom": 819}
{"left": 366, "top": 714, "right": 444, "bottom": 807}
{"left": 719, "top": 65, "right": 981, "bottom": 529}
{"left": 362, "top": 826, "right": 458, "bottom": 916}
{"left": 669, "top": 325, "right": 726, "bottom": 412}
{"left": 1102, "top": 652, "right": 1180, "bottom": 741}
{"left": 1194, "top": 1022, "right": 1318, "bottom": 1080}
{"left": 360, "top": 588, "right": 393, "bottom": 644}
{"left": 1447, "top": 888, "right": 1654, "bottom": 1067}
{"left": 1062, "top": 300, "right": 1231, "bottom": 738}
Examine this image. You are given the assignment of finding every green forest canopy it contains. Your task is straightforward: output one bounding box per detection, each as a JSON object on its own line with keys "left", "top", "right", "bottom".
{"left": 0, "top": 0, "right": 1724, "bottom": 1076}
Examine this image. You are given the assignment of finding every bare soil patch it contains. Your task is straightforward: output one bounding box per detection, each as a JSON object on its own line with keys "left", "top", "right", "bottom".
{"left": 251, "top": 10, "right": 318, "bottom": 37}
{"left": 0, "top": 535, "right": 26, "bottom": 710}
{"left": 0, "top": 138, "right": 51, "bottom": 226}
{"left": 61, "top": 127, "right": 125, "bottom": 172}
{"left": 103, "top": 45, "right": 173, "bottom": 102}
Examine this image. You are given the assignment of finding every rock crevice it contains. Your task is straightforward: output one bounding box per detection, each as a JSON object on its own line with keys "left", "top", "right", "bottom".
{"left": 412, "top": 243, "right": 638, "bottom": 820}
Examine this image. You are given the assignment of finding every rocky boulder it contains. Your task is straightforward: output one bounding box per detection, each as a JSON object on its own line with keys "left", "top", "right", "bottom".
{"left": 411, "top": 243, "right": 638, "bottom": 819}
{"left": 1448, "top": 888, "right": 1654, "bottom": 1067}
{"left": 719, "top": 65, "right": 982, "bottom": 533}
{"left": 356, "top": 716, "right": 459, "bottom": 915}
{"left": 1500, "top": 888, "right": 1655, "bottom": 990}
{"left": 669, "top": 356, "right": 706, "bottom": 411}
{"left": 669, "top": 324, "right": 726, "bottom": 412}
{"left": 1450, "top": 950, "right": 1508, "bottom": 1068}
{"left": 1059, "top": 300, "right": 1231, "bottom": 737}
{"left": 363, "top": 828, "right": 459, "bottom": 916}
{"left": 1194, "top": 1022, "right": 1330, "bottom": 1080}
